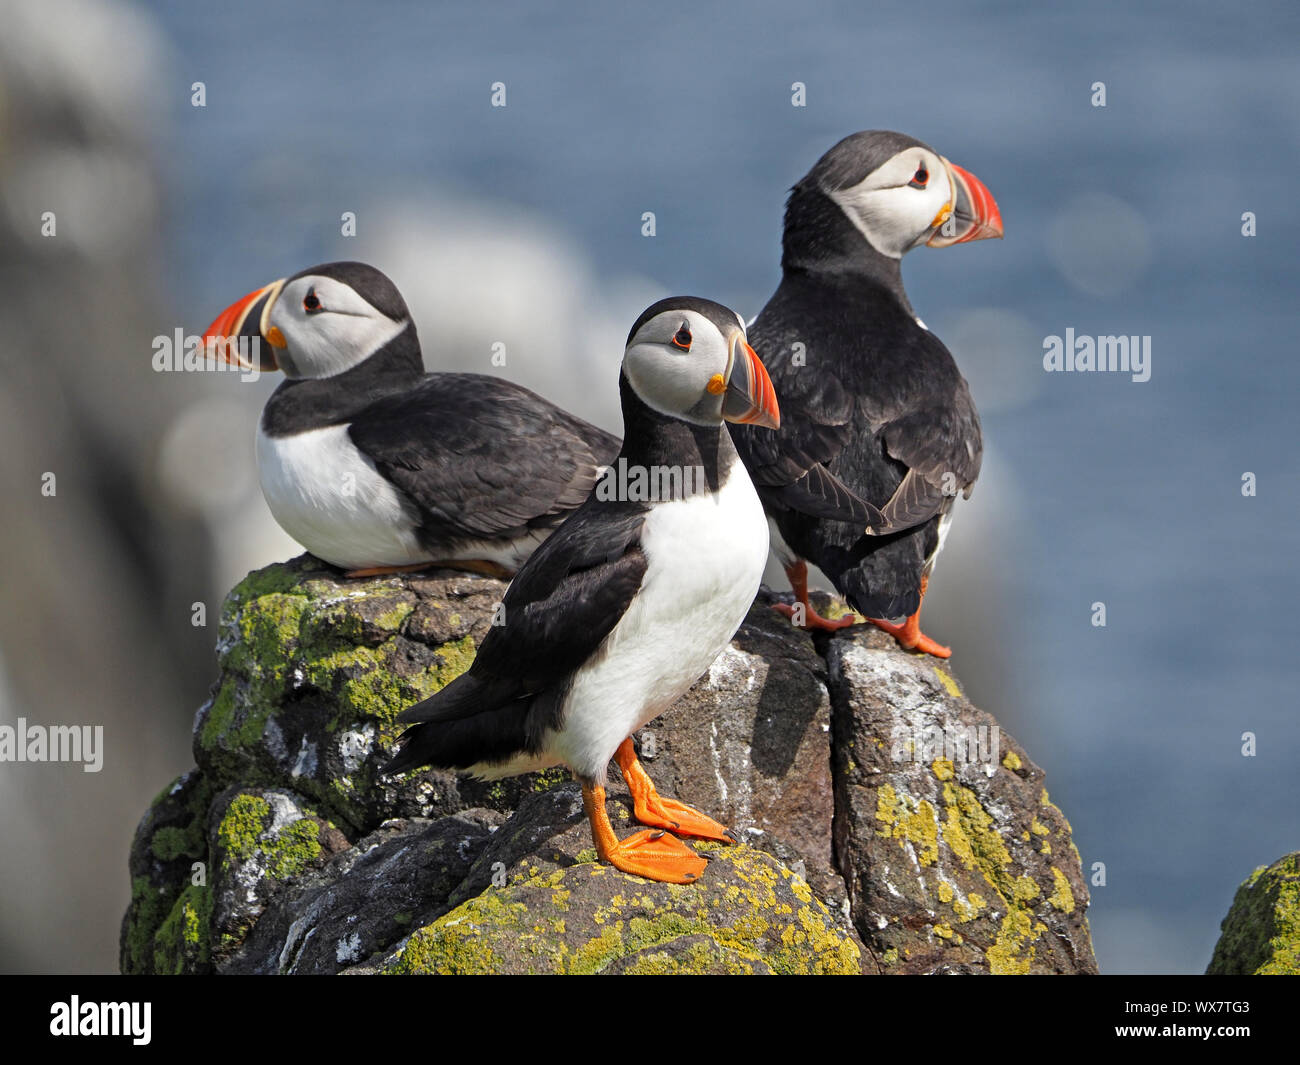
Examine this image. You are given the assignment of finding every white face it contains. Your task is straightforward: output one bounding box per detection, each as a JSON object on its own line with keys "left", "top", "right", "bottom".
{"left": 265, "top": 274, "right": 408, "bottom": 379}
{"left": 623, "top": 308, "right": 745, "bottom": 425}
{"left": 828, "top": 147, "right": 954, "bottom": 259}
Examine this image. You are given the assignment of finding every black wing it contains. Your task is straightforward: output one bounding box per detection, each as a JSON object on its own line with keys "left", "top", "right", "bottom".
{"left": 397, "top": 496, "right": 650, "bottom": 727}
{"left": 871, "top": 372, "right": 982, "bottom": 533}
{"left": 348, "top": 373, "right": 621, "bottom": 545}
{"left": 732, "top": 337, "right": 883, "bottom": 524}
{"left": 734, "top": 278, "right": 980, "bottom": 535}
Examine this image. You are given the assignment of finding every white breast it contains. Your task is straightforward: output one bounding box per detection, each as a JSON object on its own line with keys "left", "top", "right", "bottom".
{"left": 545, "top": 462, "right": 769, "bottom": 782}
{"left": 256, "top": 424, "right": 430, "bottom": 570}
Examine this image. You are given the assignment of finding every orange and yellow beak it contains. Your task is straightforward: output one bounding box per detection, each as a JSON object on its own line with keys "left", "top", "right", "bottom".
{"left": 926, "top": 160, "right": 1004, "bottom": 247}
{"left": 721, "top": 332, "right": 780, "bottom": 430}
{"left": 201, "top": 279, "right": 287, "bottom": 372}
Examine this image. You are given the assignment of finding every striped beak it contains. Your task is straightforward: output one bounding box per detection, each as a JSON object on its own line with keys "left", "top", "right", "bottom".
{"left": 721, "top": 331, "right": 780, "bottom": 430}
{"left": 926, "top": 160, "right": 1003, "bottom": 247}
{"left": 201, "top": 279, "right": 286, "bottom": 371}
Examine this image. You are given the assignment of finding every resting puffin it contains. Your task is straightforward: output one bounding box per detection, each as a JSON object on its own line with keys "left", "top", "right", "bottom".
{"left": 383, "top": 297, "right": 780, "bottom": 884}
{"left": 731, "top": 131, "right": 1002, "bottom": 657}
{"left": 202, "top": 261, "right": 619, "bottom": 577}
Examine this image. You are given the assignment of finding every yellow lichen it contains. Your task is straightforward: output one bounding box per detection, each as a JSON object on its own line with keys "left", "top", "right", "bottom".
{"left": 1048, "top": 867, "right": 1075, "bottom": 913}
{"left": 875, "top": 784, "right": 939, "bottom": 866}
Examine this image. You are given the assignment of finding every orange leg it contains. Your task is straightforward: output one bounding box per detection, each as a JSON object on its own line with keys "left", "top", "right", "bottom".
{"left": 343, "top": 559, "right": 513, "bottom": 579}
{"left": 582, "top": 782, "right": 707, "bottom": 884}
{"left": 614, "top": 739, "right": 736, "bottom": 843}
{"left": 868, "top": 575, "right": 952, "bottom": 658}
{"left": 772, "top": 560, "right": 859, "bottom": 632}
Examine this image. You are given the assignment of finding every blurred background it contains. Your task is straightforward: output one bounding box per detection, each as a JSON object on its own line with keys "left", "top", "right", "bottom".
{"left": 1, "top": 0, "right": 1296, "bottom": 974}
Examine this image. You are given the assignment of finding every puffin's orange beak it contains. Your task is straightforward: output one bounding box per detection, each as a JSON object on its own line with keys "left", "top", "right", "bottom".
{"left": 201, "top": 279, "right": 286, "bottom": 371}
{"left": 926, "top": 161, "right": 1003, "bottom": 247}
{"left": 722, "top": 332, "right": 780, "bottom": 430}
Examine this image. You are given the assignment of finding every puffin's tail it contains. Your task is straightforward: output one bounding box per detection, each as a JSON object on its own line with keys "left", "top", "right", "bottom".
{"left": 828, "top": 549, "right": 922, "bottom": 622}
{"left": 381, "top": 672, "right": 540, "bottom": 777}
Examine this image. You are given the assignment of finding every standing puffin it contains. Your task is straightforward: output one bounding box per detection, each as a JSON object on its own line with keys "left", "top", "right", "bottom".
{"left": 731, "top": 131, "right": 1003, "bottom": 657}
{"left": 202, "top": 261, "right": 619, "bottom": 577}
{"left": 383, "top": 297, "right": 780, "bottom": 884}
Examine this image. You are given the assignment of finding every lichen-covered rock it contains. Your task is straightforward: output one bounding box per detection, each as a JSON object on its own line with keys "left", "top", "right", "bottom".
{"left": 194, "top": 555, "right": 567, "bottom": 836}
{"left": 827, "top": 632, "right": 1097, "bottom": 974}
{"left": 226, "top": 809, "right": 504, "bottom": 974}
{"left": 120, "top": 769, "right": 214, "bottom": 974}
{"left": 122, "top": 555, "right": 1096, "bottom": 975}
{"left": 374, "top": 785, "right": 862, "bottom": 975}
{"left": 639, "top": 600, "right": 845, "bottom": 919}
{"left": 208, "top": 786, "right": 351, "bottom": 966}
{"left": 1206, "top": 853, "right": 1300, "bottom": 975}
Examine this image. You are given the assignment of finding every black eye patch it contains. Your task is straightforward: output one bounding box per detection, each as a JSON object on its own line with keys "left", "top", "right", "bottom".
{"left": 671, "top": 323, "right": 692, "bottom": 350}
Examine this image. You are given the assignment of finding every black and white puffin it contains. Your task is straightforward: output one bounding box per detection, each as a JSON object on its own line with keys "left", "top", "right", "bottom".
{"left": 202, "top": 261, "right": 620, "bottom": 577}
{"left": 731, "top": 131, "right": 1003, "bottom": 657}
{"left": 382, "top": 297, "right": 780, "bottom": 884}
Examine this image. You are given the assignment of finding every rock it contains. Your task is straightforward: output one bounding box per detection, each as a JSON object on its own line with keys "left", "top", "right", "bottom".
{"left": 226, "top": 809, "right": 504, "bottom": 974}
{"left": 192, "top": 555, "right": 568, "bottom": 837}
{"left": 120, "top": 769, "right": 214, "bottom": 975}
{"left": 121, "top": 556, "right": 1097, "bottom": 975}
{"left": 827, "top": 633, "right": 1097, "bottom": 974}
{"left": 374, "top": 785, "right": 862, "bottom": 975}
{"left": 1206, "top": 853, "right": 1300, "bottom": 975}
{"left": 635, "top": 600, "right": 844, "bottom": 916}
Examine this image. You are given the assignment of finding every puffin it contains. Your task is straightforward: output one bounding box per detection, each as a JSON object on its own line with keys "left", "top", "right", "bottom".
{"left": 382, "top": 296, "right": 781, "bottom": 884}
{"left": 731, "top": 131, "right": 1003, "bottom": 657}
{"left": 202, "top": 261, "right": 620, "bottom": 577}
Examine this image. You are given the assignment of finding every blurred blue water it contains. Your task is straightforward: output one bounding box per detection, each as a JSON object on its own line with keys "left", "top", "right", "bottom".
{"left": 144, "top": 0, "right": 1300, "bottom": 973}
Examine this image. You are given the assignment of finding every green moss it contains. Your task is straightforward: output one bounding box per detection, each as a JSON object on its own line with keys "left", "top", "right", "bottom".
{"left": 1207, "top": 853, "right": 1300, "bottom": 975}
{"left": 151, "top": 883, "right": 212, "bottom": 975}
{"left": 531, "top": 766, "right": 569, "bottom": 793}
{"left": 263, "top": 817, "right": 323, "bottom": 881}
{"left": 216, "top": 793, "right": 271, "bottom": 866}
{"left": 150, "top": 822, "right": 204, "bottom": 863}
{"left": 229, "top": 562, "right": 304, "bottom": 601}
{"left": 215, "top": 791, "right": 333, "bottom": 884}
{"left": 387, "top": 891, "right": 525, "bottom": 974}
{"left": 385, "top": 849, "right": 859, "bottom": 975}
{"left": 123, "top": 877, "right": 173, "bottom": 975}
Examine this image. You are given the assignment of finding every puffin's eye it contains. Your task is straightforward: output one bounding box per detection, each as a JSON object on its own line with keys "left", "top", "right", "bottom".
{"left": 671, "top": 323, "right": 692, "bottom": 350}
{"left": 909, "top": 167, "right": 929, "bottom": 189}
{"left": 303, "top": 289, "right": 322, "bottom": 313}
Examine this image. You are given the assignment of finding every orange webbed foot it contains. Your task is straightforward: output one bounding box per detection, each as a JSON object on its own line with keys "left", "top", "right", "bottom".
{"left": 869, "top": 616, "right": 952, "bottom": 658}
{"left": 868, "top": 575, "right": 952, "bottom": 658}
{"left": 599, "top": 828, "right": 709, "bottom": 884}
{"left": 613, "top": 738, "right": 737, "bottom": 843}
{"left": 773, "top": 601, "right": 860, "bottom": 632}
{"left": 775, "top": 559, "right": 860, "bottom": 632}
